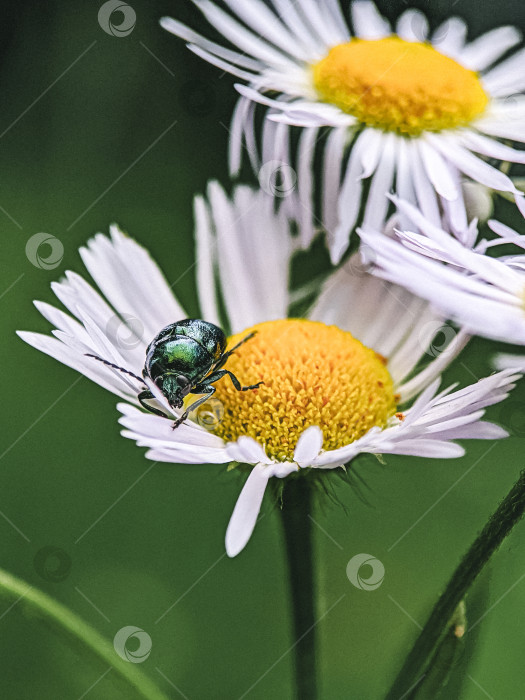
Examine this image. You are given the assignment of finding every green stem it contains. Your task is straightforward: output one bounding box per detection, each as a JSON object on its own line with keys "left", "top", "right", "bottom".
{"left": 279, "top": 477, "right": 318, "bottom": 700}
{"left": 0, "top": 568, "right": 169, "bottom": 700}
{"left": 386, "top": 470, "right": 525, "bottom": 700}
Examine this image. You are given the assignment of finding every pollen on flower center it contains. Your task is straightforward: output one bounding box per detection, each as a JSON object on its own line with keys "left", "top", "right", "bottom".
{"left": 312, "top": 37, "right": 489, "bottom": 136}
{"left": 206, "top": 319, "right": 397, "bottom": 462}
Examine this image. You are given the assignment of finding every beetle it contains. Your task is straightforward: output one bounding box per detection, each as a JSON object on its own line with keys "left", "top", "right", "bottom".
{"left": 86, "top": 319, "right": 262, "bottom": 429}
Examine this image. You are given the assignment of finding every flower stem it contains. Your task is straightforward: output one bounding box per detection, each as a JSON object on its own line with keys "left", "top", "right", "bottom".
{"left": 279, "top": 477, "right": 318, "bottom": 700}
{"left": 0, "top": 567, "right": 169, "bottom": 700}
{"left": 386, "top": 469, "right": 525, "bottom": 700}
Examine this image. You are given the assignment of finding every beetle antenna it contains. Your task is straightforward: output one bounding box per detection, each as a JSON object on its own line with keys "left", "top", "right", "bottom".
{"left": 85, "top": 354, "right": 145, "bottom": 384}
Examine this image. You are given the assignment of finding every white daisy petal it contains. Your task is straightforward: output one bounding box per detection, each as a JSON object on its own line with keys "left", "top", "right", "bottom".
{"left": 396, "top": 9, "right": 429, "bottom": 42}
{"left": 226, "top": 436, "right": 273, "bottom": 465}
{"left": 410, "top": 141, "right": 441, "bottom": 226}
{"left": 461, "top": 130, "right": 525, "bottom": 164}
{"left": 394, "top": 137, "right": 415, "bottom": 228}
{"left": 494, "top": 353, "right": 525, "bottom": 371}
{"left": 441, "top": 168, "right": 468, "bottom": 238}
{"left": 194, "top": 195, "right": 221, "bottom": 327}
{"left": 429, "top": 422, "right": 508, "bottom": 441}
{"left": 187, "top": 44, "right": 256, "bottom": 82}
{"left": 380, "top": 440, "right": 466, "bottom": 458}
{"left": 296, "top": 126, "right": 319, "bottom": 248}
{"left": 419, "top": 141, "right": 458, "bottom": 201}
{"left": 230, "top": 96, "right": 256, "bottom": 175}
{"left": 322, "top": 126, "right": 348, "bottom": 239}
{"left": 461, "top": 26, "right": 522, "bottom": 71}
{"left": 268, "top": 110, "right": 338, "bottom": 128}
{"left": 76, "top": 307, "right": 134, "bottom": 369}
{"left": 225, "top": 464, "right": 271, "bottom": 557}
{"left": 33, "top": 300, "right": 91, "bottom": 345}
{"left": 159, "top": 17, "right": 263, "bottom": 71}
{"left": 294, "top": 426, "right": 324, "bottom": 466}
{"left": 475, "top": 115, "right": 525, "bottom": 144}
{"left": 362, "top": 133, "right": 396, "bottom": 230}
{"left": 488, "top": 220, "right": 525, "bottom": 249}
{"left": 50, "top": 272, "right": 115, "bottom": 329}
{"left": 515, "top": 194, "right": 525, "bottom": 218}
{"left": 431, "top": 17, "right": 467, "bottom": 59}
{"left": 331, "top": 131, "right": 373, "bottom": 263}
{"left": 351, "top": 1, "right": 391, "bottom": 39}
{"left": 402, "top": 378, "right": 442, "bottom": 425}
{"left": 426, "top": 135, "right": 518, "bottom": 194}
{"left": 482, "top": 47, "right": 525, "bottom": 96}
{"left": 359, "top": 128, "right": 384, "bottom": 180}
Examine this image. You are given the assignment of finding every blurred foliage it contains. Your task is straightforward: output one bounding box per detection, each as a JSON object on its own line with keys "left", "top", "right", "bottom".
{"left": 1, "top": 1, "right": 525, "bottom": 698}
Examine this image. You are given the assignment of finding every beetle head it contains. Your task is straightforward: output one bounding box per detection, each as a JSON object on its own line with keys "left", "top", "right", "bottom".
{"left": 159, "top": 373, "right": 193, "bottom": 409}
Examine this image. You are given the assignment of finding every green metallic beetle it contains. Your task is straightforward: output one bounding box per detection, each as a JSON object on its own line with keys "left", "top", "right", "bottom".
{"left": 87, "top": 319, "right": 262, "bottom": 429}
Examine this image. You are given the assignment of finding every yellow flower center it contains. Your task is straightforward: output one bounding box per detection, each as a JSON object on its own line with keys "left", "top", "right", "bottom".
{"left": 206, "top": 319, "right": 397, "bottom": 462}
{"left": 312, "top": 37, "right": 489, "bottom": 135}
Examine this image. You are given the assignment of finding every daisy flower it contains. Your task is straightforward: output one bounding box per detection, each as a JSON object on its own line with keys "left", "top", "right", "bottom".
{"left": 359, "top": 196, "right": 525, "bottom": 347}
{"left": 18, "top": 184, "right": 516, "bottom": 556}
{"left": 162, "top": 0, "right": 525, "bottom": 263}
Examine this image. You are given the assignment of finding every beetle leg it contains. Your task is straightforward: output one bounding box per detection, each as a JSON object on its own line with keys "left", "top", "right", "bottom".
{"left": 138, "top": 390, "right": 169, "bottom": 417}
{"left": 203, "top": 369, "right": 263, "bottom": 392}
{"left": 213, "top": 331, "right": 258, "bottom": 370}
{"left": 172, "top": 385, "right": 216, "bottom": 430}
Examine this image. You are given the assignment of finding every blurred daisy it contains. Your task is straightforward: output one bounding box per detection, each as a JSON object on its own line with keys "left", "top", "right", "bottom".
{"left": 18, "top": 185, "right": 515, "bottom": 556}
{"left": 163, "top": 0, "right": 525, "bottom": 262}
{"left": 359, "top": 196, "right": 525, "bottom": 346}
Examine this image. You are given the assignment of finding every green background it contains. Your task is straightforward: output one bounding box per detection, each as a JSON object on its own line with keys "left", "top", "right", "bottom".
{"left": 2, "top": 1, "right": 525, "bottom": 698}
